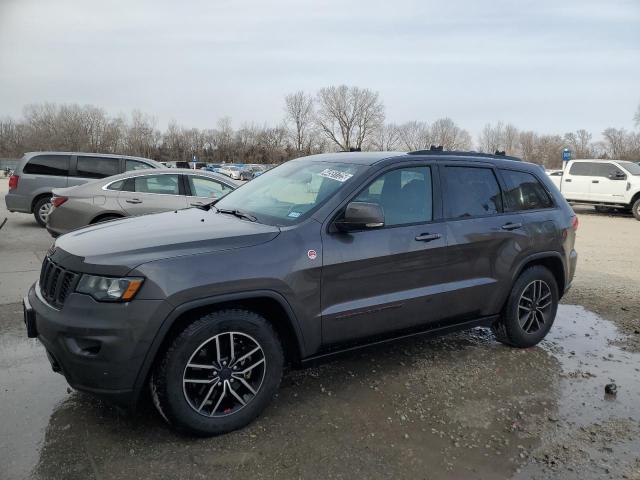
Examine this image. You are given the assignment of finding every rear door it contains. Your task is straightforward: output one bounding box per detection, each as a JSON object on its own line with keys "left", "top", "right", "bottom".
{"left": 440, "top": 164, "right": 529, "bottom": 319}
{"left": 184, "top": 175, "right": 235, "bottom": 207}
{"left": 561, "top": 162, "right": 595, "bottom": 201}
{"left": 117, "top": 173, "right": 187, "bottom": 215}
{"left": 321, "top": 163, "right": 449, "bottom": 344}
{"left": 69, "top": 155, "right": 121, "bottom": 187}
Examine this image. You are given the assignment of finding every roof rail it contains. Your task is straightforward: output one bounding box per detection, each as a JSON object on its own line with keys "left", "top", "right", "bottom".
{"left": 407, "top": 147, "right": 521, "bottom": 162}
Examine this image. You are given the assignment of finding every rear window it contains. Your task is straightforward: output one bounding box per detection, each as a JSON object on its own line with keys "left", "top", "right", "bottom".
{"left": 23, "top": 155, "right": 70, "bottom": 176}
{"left": 500, "top": 170, "right": 553, "bottom": 211}
{"left": 76, "top": 156, "right": 120, "bottom": 179}
{"left": 442, "top": 166, "right": 503, "bottom": 218}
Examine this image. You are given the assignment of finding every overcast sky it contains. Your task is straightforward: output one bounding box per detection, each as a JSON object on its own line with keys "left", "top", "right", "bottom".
{"left": 1, "top": 0, "right": 639, "bottom": 138}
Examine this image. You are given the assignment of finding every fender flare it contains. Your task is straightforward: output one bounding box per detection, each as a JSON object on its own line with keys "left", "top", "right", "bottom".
{"left": 511, "top": 251, "right": 566, "bottom": 288}
{"left": 131, "top": 289, "right": 306, "bottom": 409}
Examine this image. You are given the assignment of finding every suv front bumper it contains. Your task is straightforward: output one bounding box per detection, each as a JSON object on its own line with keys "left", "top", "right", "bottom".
{"left": 26, "top": 282, "right": 171, "bottom": 409}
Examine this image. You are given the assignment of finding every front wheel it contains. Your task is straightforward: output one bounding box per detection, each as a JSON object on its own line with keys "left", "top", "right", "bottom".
{"left": 151, "top": 309, "right": 284, "bottom": 436}
{"left": 632, "top": 198, "right": 640, "bottom": 221}
{"left": 492, "top": 266, "right": 559, "bottom": 348}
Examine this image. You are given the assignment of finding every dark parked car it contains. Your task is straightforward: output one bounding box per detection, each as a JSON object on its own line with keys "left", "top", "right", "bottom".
{"left": 5, "top": 152, "right": 162, "bottom": 226}
{"left": 24, "top": 150, "right": 578, "bottom": 436}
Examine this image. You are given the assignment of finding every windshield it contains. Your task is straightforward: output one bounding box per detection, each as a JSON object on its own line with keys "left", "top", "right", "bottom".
{"left": 215, "top": 160, "right": 362, "bottom": 225}
{"left": 618, "top": 161, "right": 640, "bottom": 175}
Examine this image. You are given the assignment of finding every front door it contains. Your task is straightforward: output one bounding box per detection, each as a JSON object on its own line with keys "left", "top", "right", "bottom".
{"left": 117, "top": 173, "right": 187, "bottom": 216}
{"left": 321, "top": 164, "right": 450, "bottom": 345}
{"left": 588, "top": 163, "right": 628, "bottom": 202}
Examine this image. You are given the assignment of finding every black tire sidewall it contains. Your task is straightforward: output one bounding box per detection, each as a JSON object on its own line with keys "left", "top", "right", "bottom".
{"left": 632, "top": 199, "right": 640, "bottom": 221}
{"left": 159, "top": 311, "right": 283, "bottom": 436}
{"left": 503, "top": 266, "right": 559, "bottom": 348}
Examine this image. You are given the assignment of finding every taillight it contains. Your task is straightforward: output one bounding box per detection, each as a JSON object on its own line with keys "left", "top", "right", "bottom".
{"left": 51, "top": 196, "right": 68, "bottom": 208}
{"left": 571, "top": 215, "right": 579, "bottom": 231}
{"left": 8, "top": 175, "right": 19, "bottom": 190}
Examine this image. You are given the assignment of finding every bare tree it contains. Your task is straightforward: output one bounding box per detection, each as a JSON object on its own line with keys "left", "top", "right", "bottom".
{"left": 634, "top": 103, "right": 640, "bottom": 129}
{"left": 397, "top": 121, "right": 432, "bottom": 150}
{"left": 315, "top": 85, "right": 384, "bottom": 151}
{"left": 369, "top": 123, "right": 400, "bottom": 151}
{"left": 430, "top": 118, "right": 472, "bottom": 150}
{"left": 478, "top": 122, "right": 505, "bottom": 153}
{"left": 564, "top": 129, "right": 593, "bottom": 158}
{"left": 284, "top": 91, "right": 314, "bottom": 153}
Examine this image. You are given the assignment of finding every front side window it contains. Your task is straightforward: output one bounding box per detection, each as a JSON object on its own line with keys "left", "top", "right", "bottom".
{"left": 215, "top": 160, "right": 363, "bottom": 225}
{"left": 134, "top": 174, "right": 180, "bottom": 195}
{"left": 189, "top": 176, "right": 234, "bottom": 199}
{"left": 617, "top": 161, "right": 640, "bottom": 175}
{"left": 23, "top": 155, "right": 70, "bottom": 176}
{"left": 501, "top": 169, "right": 553, "bottom": 211}
{"left": 76, "top": 156, "right": 120, "bottom": 179}
{"left": 354, "top": 167, "right": 433, "bottom": 226}
{"left": 126, "top": 160, "right": 154, "bottom": 171}
{"left": 442, "top": 166, "right": 502, "bottom": 218}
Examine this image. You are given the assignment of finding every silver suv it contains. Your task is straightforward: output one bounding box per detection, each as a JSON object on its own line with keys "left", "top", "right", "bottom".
{"left": 5, "top": 152, "right": 162, "bottom": 226}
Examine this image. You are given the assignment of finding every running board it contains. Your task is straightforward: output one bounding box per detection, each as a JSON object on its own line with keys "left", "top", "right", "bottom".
{"left": 300, "top": 315, "right": 498, "bottom": 366}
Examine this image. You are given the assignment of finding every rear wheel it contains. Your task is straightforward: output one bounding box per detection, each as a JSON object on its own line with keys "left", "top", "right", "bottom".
{"left": 492, "top": 266, "right": 559, "bottom": 348}
{"left": 632, "top": 198, "right": 640, "bottom": 221}
{"left": 151, "top": 309, "right": 283, "bottom": 436}
{"left": 33, "top": 196, "right": 52, "bottom": 227}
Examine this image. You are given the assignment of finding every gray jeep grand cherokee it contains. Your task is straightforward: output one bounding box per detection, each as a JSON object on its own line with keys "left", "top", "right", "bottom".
{"left": 24, "top": 150, "right": 578, "bottom": 436}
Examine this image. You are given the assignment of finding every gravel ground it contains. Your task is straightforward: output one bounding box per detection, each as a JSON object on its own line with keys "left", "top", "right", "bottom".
{"left": 1, "top": 185, "right": 639, "bottom": 479}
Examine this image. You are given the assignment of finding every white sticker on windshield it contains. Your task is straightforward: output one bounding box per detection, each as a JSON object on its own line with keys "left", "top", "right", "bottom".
{"left": 287, "top": 211, "right": 301, "bottom": 218}
{"left": 318, "top": 168, "right": 353, "bottom": 183}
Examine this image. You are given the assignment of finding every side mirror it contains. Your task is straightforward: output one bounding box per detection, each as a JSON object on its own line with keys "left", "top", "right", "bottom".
{"left": 335, "top": 202, "right": 384, "bottom": 232}
{"left": 609, "top": 171, "right": 626, "bottom": 180}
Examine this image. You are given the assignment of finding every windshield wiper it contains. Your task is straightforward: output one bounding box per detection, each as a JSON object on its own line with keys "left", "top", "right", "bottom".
{"left": 216, "top": 208, "right": 257, "bottom": 222}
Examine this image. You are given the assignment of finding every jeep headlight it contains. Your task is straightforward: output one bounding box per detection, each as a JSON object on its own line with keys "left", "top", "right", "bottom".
{"left": 76, "top": 275, "right": 144, "bottom": 302}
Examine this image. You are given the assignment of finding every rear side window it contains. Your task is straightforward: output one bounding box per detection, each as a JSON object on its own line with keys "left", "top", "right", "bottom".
{"left": 23, "top": 155, "right": 70, "bottom": 176}
{"left": 126, "top": 160, "right": 154, "bottom": 171}
{"left": 354, "top": 166, "right": 433, "bottom": 226}
{"left": 442, "top": 166, "right": 503, "bottom": 218}
{"left": 134, "top": 174, "right": 180, "bottom": 195}
{"left": 569, "top": 162, "right": 596, "bottom": 176}
{"left": 76, "top": 156, "right": 120, "bottom": 179}
{"left": 500, "top": 170, "right": 553, "bottom": 211}
{"left": 106, "top": 180, "right": 125, "bottom": 191}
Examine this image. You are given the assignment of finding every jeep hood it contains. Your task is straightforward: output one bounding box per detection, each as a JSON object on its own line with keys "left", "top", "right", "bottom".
{"left": 52, "top": 208, "right": 280, "bottom": 273}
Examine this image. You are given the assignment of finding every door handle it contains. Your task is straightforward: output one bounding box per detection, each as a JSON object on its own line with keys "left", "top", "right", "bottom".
{"left": 415, "top": 233, "right": 442, "bottom": 242}
{"left": 126, "top": 198, "right": 142, "bottom": 204}
{"left": 592, "top": 180, "right": 599, "bottom": 183}
{"left": 501, "top": 222, "right": 522, "bottom": 231}
{"left": 564, "top": 179, "right": 572, "bottom": 183}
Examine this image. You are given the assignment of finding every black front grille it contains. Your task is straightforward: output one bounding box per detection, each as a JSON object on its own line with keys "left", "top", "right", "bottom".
{"left": 39, "top": 257, "right": 79, "bottom": 308}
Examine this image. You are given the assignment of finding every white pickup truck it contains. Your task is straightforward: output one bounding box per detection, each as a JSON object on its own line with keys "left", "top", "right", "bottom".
{"left": 548, "top": 159, "right": 640, "bottom": 220}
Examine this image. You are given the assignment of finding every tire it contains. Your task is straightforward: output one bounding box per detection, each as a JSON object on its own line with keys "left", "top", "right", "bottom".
{"left": 491, "top": 266, "right": 559, "bottom": 348}
{"left": 151, "top": 309, "right": 284, "bottom": 436}
{"left": 33, "top": 196, "right": 52, "bottom": 227}
{"left": 632, "top": 198, "right": 640, "bottom": 221}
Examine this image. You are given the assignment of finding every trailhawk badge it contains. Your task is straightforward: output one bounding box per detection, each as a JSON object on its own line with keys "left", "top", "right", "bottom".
{"left": 307, "top": 249, "right": 317, "bottom": 260}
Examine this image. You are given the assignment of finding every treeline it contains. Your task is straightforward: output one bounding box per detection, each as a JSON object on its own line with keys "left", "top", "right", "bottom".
{"left": 1, "top": 86, "right": 639, "bottom": 168}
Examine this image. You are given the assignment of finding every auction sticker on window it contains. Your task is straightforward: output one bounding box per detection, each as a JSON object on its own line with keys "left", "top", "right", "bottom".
{"left": 318, "top": 168, "right": 353, "bottom": 183}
